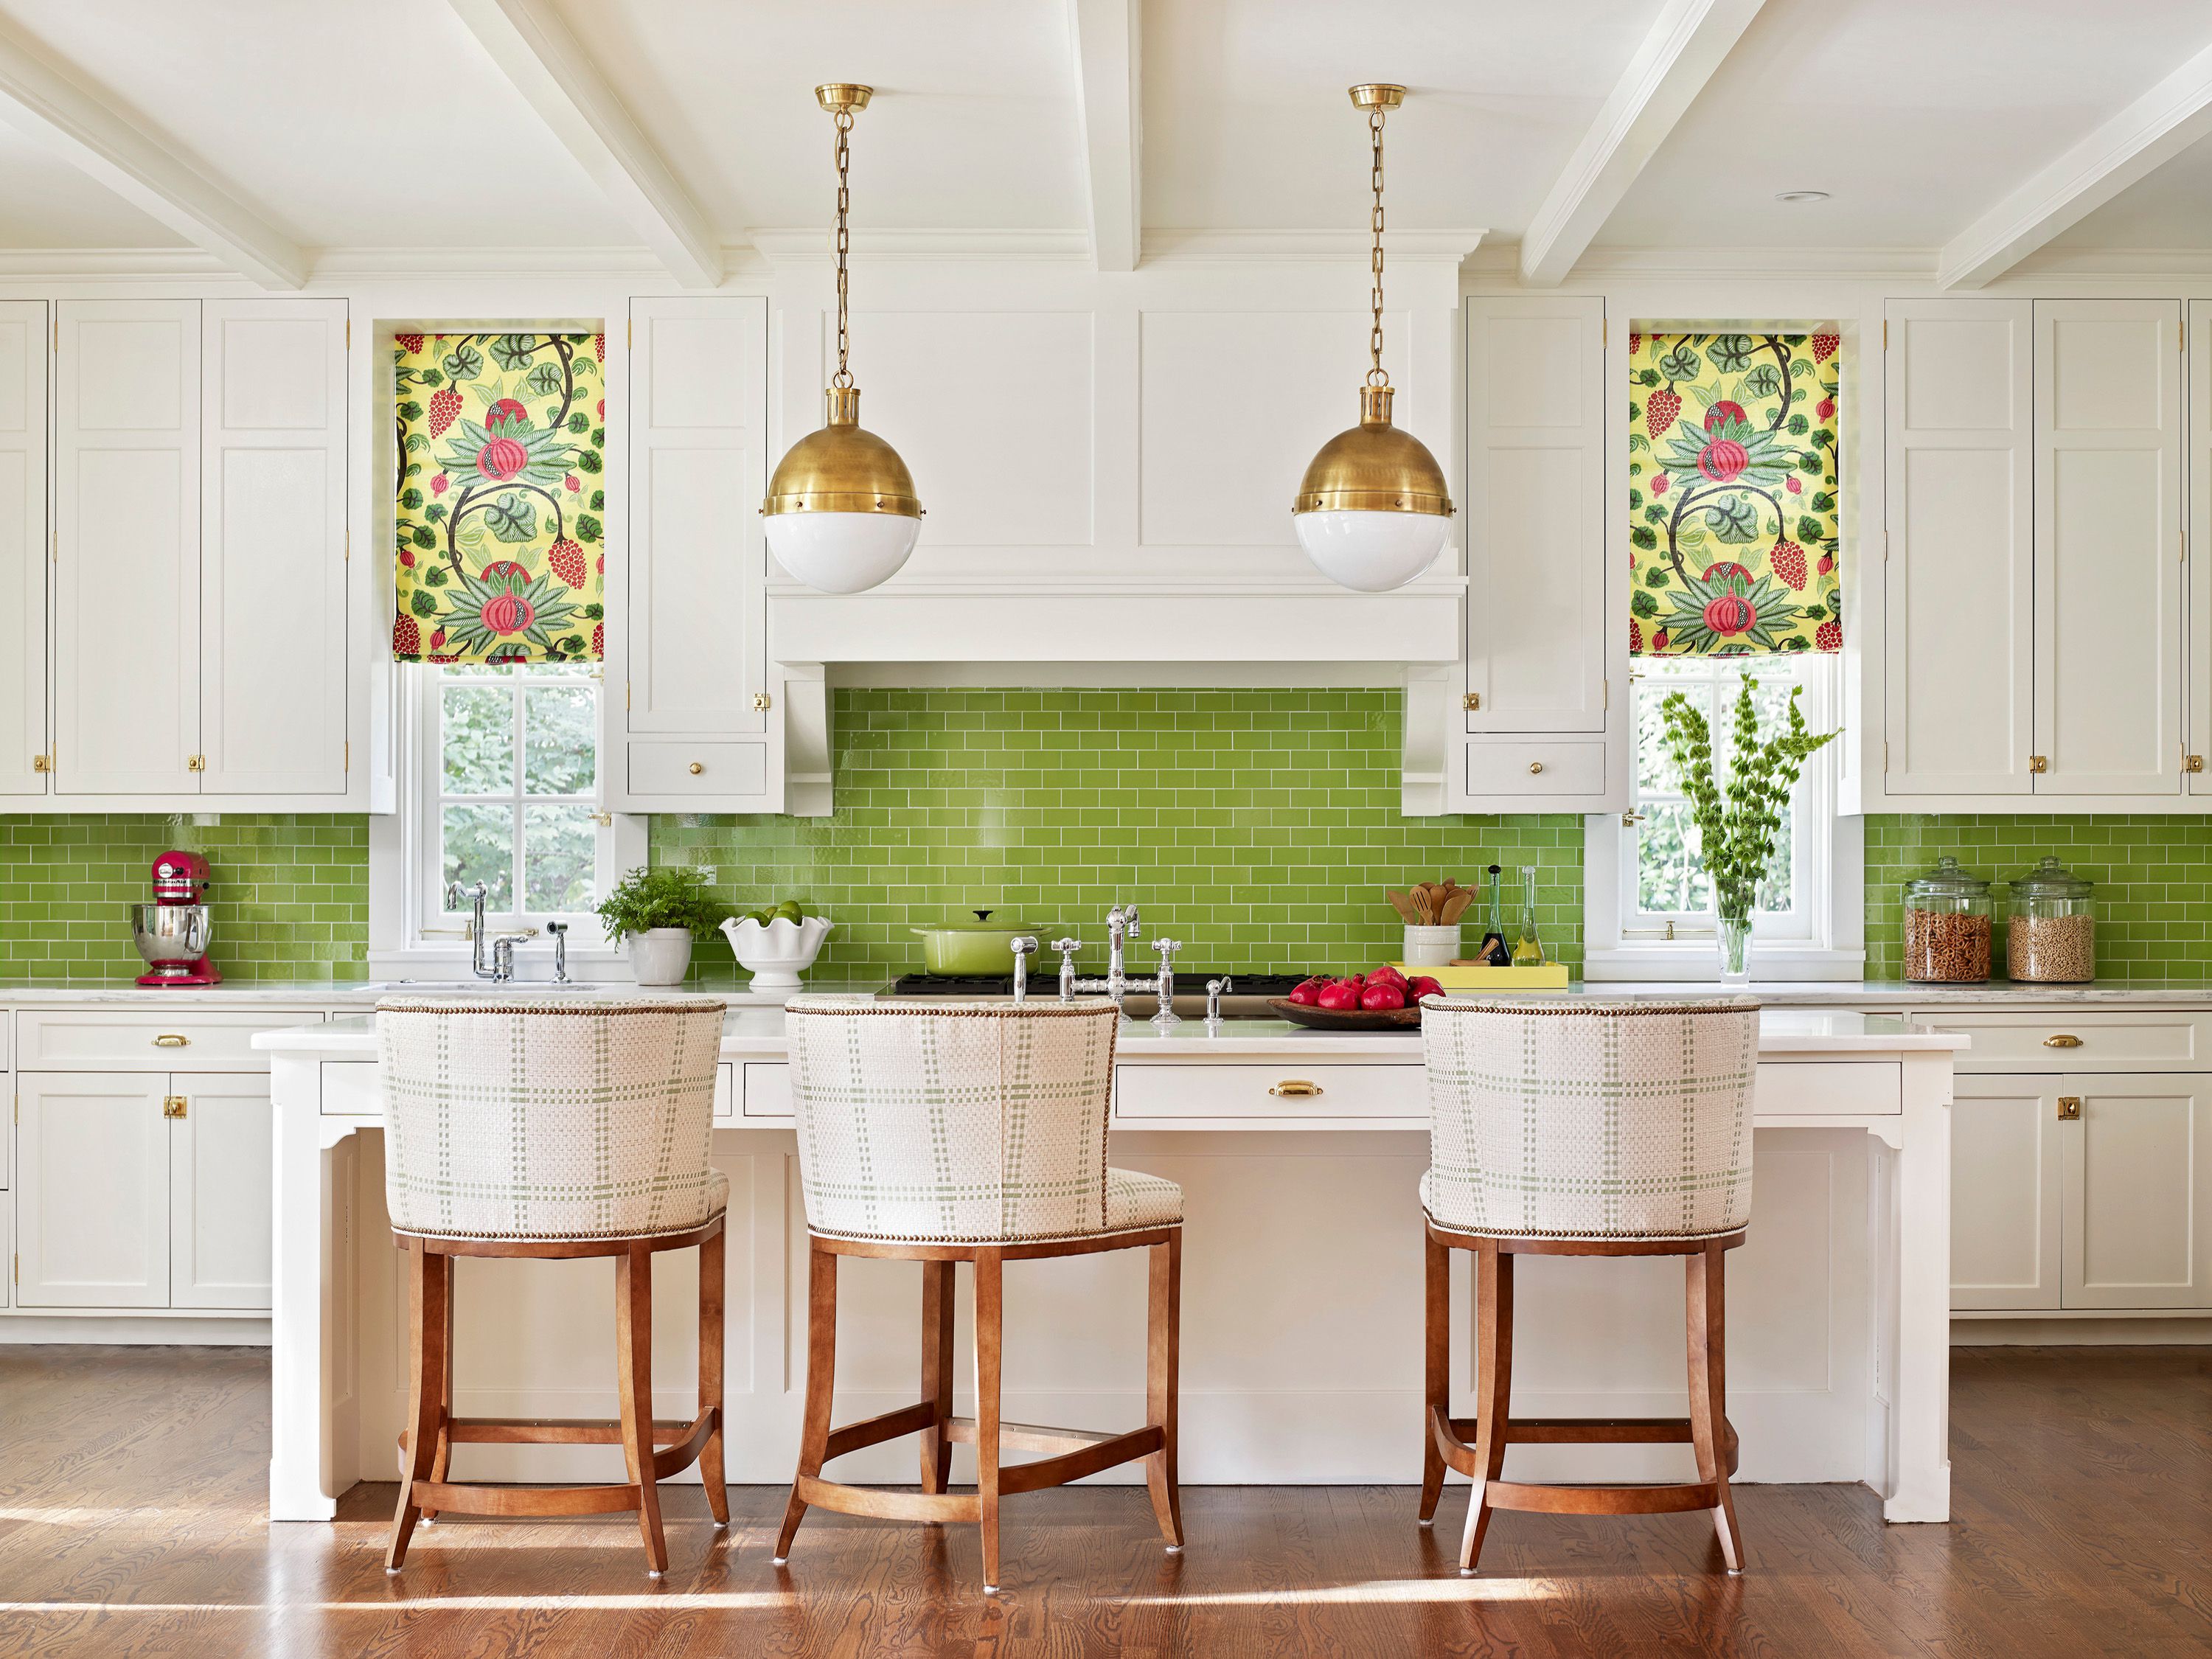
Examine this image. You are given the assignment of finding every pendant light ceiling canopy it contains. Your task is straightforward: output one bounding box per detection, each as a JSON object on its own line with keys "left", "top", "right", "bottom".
{"left": 1292, "top": 84, "right": 1454, "bottom": 594}
{"left": 762, "top": 83, "right": 922, "bottom": 595}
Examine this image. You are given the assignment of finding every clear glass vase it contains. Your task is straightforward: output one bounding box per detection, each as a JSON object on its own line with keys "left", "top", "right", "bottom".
{"left": 1715, "top": 914, "right": 1753, "bottom": 983}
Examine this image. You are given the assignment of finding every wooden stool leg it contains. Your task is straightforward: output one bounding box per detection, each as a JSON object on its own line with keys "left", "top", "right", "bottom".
{"left": 974, "top": 1248, "right": 1005, "bottom": 1593}
{"left": 1419, "top": 1227, "right": 1448, "bottom": 1523}
{"left": 776, "top": 1242, "right": 837, "bottom": 1563}
{"left": 1688, "top": 1241, "right": 1745, "bottom": 1574}
{"left": 919, "top": 1259, "right": 956, "bottom": 1496}
{"left": 420, "top": 1253, "right": 456, "bottom": 1523}
{"left": 698, "top": 1222, "right": 729, "bottom": 1528}
{"left": 386, "top": 1241, "right": 448, "bottom": 1573}
{"left": 1144, "top": 1229, "right": 1184, "bottom": 1550}
{"left": 616, "top": 1243, "right": 669, "bottom": 1576}
{"left": 1458, "top": 1243, "right": 1514, "bottom": 1574}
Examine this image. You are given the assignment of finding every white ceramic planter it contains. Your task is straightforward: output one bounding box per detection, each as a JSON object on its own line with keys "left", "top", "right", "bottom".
{"left": 720, "top": 914, "right": 834, "bottom": 990}
{"left": 627, "top": 928, "right": 695, "bottom": 987}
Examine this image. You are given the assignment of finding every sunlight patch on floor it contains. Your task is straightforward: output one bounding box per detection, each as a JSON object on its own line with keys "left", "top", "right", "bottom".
{"left": 1124, "top": 1579, "right": 1559, "bottom": 1604}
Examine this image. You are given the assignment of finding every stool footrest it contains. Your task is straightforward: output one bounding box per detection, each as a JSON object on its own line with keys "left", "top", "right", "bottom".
{"left": 823, "top": 1402, "right": 939, "bottom": 1462}
{"left": 409, "top": 1479, "right": 642, "bottom": 1518}
{"left": 1456, "top": 1415, "right": 1694, "bottom": 1445}
{"left": 1484, "top": 1478, "right": 1722, "bottom": 1517}
{"left": 997, "top": 1426, "right": 1164, "bottom": 1495}
{"left": 406, "top": 1416, "right": 700, "bottom": 1448}
{"left": 798, "top": 1475, "right": 983, "bottom": 1523}
{"left": 944, "top": 1416, "right": 1119, "bottom": 1455}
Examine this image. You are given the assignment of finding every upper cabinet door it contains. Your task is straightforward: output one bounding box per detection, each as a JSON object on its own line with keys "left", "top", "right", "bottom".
{"left": 1883, "top": 300, "right": 2034, "bottom": 796}
{"left": 2188, "top": 300, "right": 2212, "bottom": 794}
{"left": 626, "top": 296, "right": 768, "bottom": 736}
{"left": 2033, "top": 299, "right": 2183, "bottom": 797}
{"left": 0, "top": 301, "right": 48, "bottom": 795}
{"left": 198, "top": 299, "right": 348, "bottom": 795}
{"left": 54, "top": 299, "right": 201, "bottom": 796}
{"left": 1464, "top": 296, "right": 1607, "bottom": 733}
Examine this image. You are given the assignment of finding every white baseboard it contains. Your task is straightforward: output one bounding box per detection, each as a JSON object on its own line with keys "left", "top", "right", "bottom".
{"left": 1954, "top": 1316, "right": 2212, "bottom": 1346}
{"left": 0, "top": 1315, "right": 271, "bottom": 1346}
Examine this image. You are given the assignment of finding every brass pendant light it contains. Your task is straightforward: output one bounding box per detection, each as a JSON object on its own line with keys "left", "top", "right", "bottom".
{"left": 1292, "top": 84, "right": 1455, "bottom": 592}
{"left": 762, "top": 83, "right": 923, "bottom": 594}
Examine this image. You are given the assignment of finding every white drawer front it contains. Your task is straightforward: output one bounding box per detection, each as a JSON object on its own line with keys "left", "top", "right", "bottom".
{"left": 1115, "top": 1062, "right": 1425, "bottom": 1122}
{"left": 1465, "top": 740, "right": 1607, "bottom": 796}
{"left": 319, "top": 1060, "right": 380, "bottom": 1117}
{"left": 629, "top": 740, "right": 768, "bottom": 799}
{"left": 714, "top": 1061, "right": 735, "bottom": 1122}
{"left": 1755, "top": 1060, "right": 1901, "bottom": 1116}
{"left": 1911, "top": 1011, "right": 2212, "bottom": 1072}
{"left": 18, "top": 1009, "right": 323, "bottom": 1072}
{"left": 741, "top": 1061, "right": 793, "bottom": 1120}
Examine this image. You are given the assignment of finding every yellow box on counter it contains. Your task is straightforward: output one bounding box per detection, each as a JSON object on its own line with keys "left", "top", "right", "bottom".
{"left": 1394, "top": 963, "right": 1574, "bottom": 990}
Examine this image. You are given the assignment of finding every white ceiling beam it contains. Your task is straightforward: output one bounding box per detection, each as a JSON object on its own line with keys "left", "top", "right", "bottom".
{"left": 1517, "top": 0, "right": 1767, "bottom": 288}
{"left": 446, "top": 0, "right": 724, "bottom": 288}
{"left": 0, "top": 18, "right": 306, "bottom": 289}
{"left": 1938, "top": 38, "right": 2212, "bottom": 291}
{"left": 1068, "top": 0, "right": 1141, "bottom": 271}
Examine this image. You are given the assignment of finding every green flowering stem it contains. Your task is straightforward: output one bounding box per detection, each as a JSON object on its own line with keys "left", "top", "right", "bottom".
{"left": 1658, "top": 678, "right": 1837, "bottom": 925}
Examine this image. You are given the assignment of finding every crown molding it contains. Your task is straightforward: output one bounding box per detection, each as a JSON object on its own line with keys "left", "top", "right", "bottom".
{"left": 1470, "top": 242, "right": 1938, "bottom": 282}
{"left": 2008, "top": 245, "right": 2212, "bottom": 279}
{"left": 1143, "top": 228, "right": 1485, "bottom": 264}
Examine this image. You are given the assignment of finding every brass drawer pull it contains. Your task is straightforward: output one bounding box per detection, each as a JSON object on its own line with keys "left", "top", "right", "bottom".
{"left": 2043, "top": 1034, "right": 2082, "bottom": 1048}
{"left": 2057, "top": 1096, "right": 2082, "bottom": 1121}
{"left": 1267, "top": 1079, "right": 1324, "bottom": 1098}
{"left": 1528, "top": 761, "right": 1545, "bottom": 775}
{"left": 153, "top": 1034, "right": 190, "bottom": 1048}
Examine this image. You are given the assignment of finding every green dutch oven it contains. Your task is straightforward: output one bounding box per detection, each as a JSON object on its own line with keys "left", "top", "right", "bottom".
{"left": 911, "top": 910, "right": 1057, "bottom": 976}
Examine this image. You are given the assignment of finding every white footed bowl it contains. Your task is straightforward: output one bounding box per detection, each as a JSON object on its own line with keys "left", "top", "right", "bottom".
{"left": 720, "top": 914, "right": 835, "bottom": 990}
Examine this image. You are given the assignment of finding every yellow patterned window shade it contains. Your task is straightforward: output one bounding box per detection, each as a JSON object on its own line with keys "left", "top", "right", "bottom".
{"left": 1627, "top": 331, "right": 1840, "bottom": 656}
{"left": 392, "top": 330, "right": 605, "bottom": 663}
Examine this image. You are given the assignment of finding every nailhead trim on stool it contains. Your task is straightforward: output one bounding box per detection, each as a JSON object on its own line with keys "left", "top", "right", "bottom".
{"left": 1419, "top": 997, "right": 1759, "bottom": 1239}
{"left": 378, "top": 996, "right": 728, "bottom": 1239}
{"left": 784, "top": 997, "right": 1183, "bottom": 1242}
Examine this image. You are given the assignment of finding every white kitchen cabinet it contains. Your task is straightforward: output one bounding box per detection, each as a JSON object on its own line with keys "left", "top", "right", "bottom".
{"left": 2187, "top": 299, "right": 2212, "bottom": 796}
{"left": 15, "top": 1073, "right": 172, "bottom": 1309}
{"left": 54, "top": 301, "right": 201, "bottom": 797}
{"left": 1950, "top": 1074, "right": 2063, "bottom": 1311}
{"left": 168, "top": 1074, "right": 273, "bottom": 1310}
{"left": 0, "top": 302, "right": 46, "bottom": 796}
{"left": 2062, "top": 1076, "right": 2212, "bottom": 1310}
{"left": 612, "top": 296, "right": 783, "bottom": 810}
{"left": 198, "top": 299, "right": 348, "bottom": 796}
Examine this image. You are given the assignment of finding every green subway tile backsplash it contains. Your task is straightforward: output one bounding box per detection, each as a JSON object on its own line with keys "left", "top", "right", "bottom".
{"left": 653, "top": 689, "right": 1583, "bottom": 984}
{"left": 0, "top": 815, "right": 368, "bottom": 983}
{"left": 1865, "top": 815, "right": 2212, "bottom": 982}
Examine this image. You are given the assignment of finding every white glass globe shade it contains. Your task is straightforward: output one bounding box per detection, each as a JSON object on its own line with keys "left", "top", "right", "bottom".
{"left": 1293, "top": 509, "right": 1449, "bottom": 593}
{"left": 765, "top": 512, "right": 921, "bottom": 594}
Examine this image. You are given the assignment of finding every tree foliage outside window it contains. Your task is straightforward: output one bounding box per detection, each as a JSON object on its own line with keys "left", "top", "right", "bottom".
{"left": 435, "top": 662, "right": 602, "bottom": 919}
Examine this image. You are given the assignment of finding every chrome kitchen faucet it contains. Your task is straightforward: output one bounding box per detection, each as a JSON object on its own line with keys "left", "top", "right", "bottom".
{"left": 447, "top": 880, "right": 548, "bottom": 984}
{"left": 1062, "top": 902, "right": 1144, "bottom": 1017}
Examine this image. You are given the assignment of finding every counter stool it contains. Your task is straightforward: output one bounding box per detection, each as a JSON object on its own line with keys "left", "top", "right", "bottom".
{"left": 1416, "top": 997, "right": 1759, "bottom": 1576}
{"left": 375, "top": 996, "right": 731, "bottom": 1578}
{"left": 776, "top": 997, "right": 1183, "bottom": 1594}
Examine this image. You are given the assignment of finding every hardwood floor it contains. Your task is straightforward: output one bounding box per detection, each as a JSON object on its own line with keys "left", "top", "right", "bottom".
{"left": 0, "top": 1343, "right": 2205, "bottom": 1656}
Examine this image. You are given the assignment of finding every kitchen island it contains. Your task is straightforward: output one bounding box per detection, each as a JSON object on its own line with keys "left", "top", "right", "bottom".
{"left": 257, "top": 1008, "right": 1961, "bottom": 1526}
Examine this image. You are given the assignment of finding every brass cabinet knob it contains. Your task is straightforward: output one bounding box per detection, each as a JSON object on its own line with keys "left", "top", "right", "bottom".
{"left": 2043, "top": 1034, "right": 2082, "bottom": 1048}
{"left": 2057, "top": 1096, "right": 2082, "bottom": 1120}
{"left": 1528, "top": 761, "right": 1545, "bottom": 775}
{"left": 2029, "top": 755, "right": 2048, "bottom": 773}
{"left": 2188, "top": 755, "right": 2205, "bottom": 774}
{"left": 753, "top": 692, "right": 771, "bottom": 712}
{"left": 1463, "top": 692, "right": 1481, "bottom": 712}
{"left": 163, "top": 1094, "right": 187, "bottom": 1120}
{"left": 1267, "top": 1080, "right": 1324, "bottom": 1098}
{"left": 688, "top": 762, "right": 703, "bottom": 775}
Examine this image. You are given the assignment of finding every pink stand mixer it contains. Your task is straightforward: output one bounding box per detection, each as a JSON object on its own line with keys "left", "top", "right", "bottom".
{"left": 130, "top": 851, "right": 221, "bottom": 987}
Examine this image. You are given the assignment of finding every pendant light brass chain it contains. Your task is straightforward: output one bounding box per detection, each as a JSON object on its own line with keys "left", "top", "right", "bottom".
{"left": 1367, "top": 104, "right": 1388, "bottom": 389}
{"left": 832, "top": 107, "right": 855, "bottom": 390}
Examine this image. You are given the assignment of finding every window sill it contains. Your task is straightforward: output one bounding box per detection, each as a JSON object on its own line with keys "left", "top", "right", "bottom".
{"left": 1583, "top": 946, "right": 1866, "bottom": 984}
{"left": 366, "top": 946, "right": 634, "bottom": 985}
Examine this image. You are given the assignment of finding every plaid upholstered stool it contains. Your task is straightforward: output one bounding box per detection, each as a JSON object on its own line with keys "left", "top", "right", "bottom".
{"left": 1416, "top": 997, "right": 1759, "bottom": 1576}
{"left": 775, "top": 997, "right": 1184, "bottom": 1594}
{"left": 375, "top": 997, "right": 731, "bottom": 1578}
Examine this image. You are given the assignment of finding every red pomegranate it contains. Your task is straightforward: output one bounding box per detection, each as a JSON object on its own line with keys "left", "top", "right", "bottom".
{"left": 1697, "top": 439, "right": 1749, "bottom": 483}
{"left": 1705, "top": 561, "right": 1753, "bottom": 586}
{"left": 481, "top": 590, "right": 534, "bottom": 636}
{"left": 1703, "top": 592, "right": 1756, "bottom": 636}
{"left": 1652, "top": 627, "right": 1670, "bottom": 650}
{"left": 1652, "top": 472, "right": 1670, "bottom": 494}
{"left": 485, "top": 397, "right": 529, "bottom": 430}
{"left": 1817, "top": 397, "right": 1835, "bottom": 420}
{"left": 476, "top": 436, "right": 528, "bottom": 482}
{"left": 430, "top": 473, "right": 449, "bottom": 495}
{"left": 1786, "top": 476, "right": 1803, "bottom": 495}
{"left": 1704, "top": 400, "right": 1747, "bottom": 431}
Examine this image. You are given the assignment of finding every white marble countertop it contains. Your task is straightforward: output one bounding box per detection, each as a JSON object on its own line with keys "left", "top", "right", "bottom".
{"left": 0, "top": 978, "right": 887, "bottom": 1006}
{"left": 257, "top": 1006, "right": 1966, "bottom": 1060}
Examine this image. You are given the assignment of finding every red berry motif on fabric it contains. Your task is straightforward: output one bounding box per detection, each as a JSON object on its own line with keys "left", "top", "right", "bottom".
{"left": 594, "top": 333, "right": 605, "bottom": 363}
{"left": 565, "top": 475, "right": 580, "bottom": 493}
{"left": 1628, "top": 619, "right": 1644, "bottom": 653}
{"left": 1652, "top": 473, "right": 1670, "bottom": 495}
{"left": 1646, "top": 386, "right": 1681, "bottom": 439}
{"left": 1817, "top": 397, "right": 1835, "bottom": 420}
{"left": 1629, "top": 333, "right": 1642, "bottom": 355}
{"left": 1652, "top": 627, "right": 1669, "bottom": 651}
{"left": 1812, "top": 334, "right": 1838, "bottom": 364}
{"left": 392, "top": 615, "right": 420, "bottom": 656}
{"left": 428, "top": 387, "right": 464, "bottom": 437}
{"left": 431, "top": 473, "right": 449, "bottom": 495}
{"left": 1818, "top": 552, "right": 1834, "bottom": 575}
{"left": 1770, "top": 539, "right": 1808, "bottom": 591}
{"left": 396, "top": 333, "right": 425, "bottom": 355}
{"left": 547, "top": 538, "right": 587, "bottom": 588}
{"left": 591, "top": 622, "right": 604, "bottom": 656}
{"left": 1816, "top": 618, "right": 1842, "bottom": 651}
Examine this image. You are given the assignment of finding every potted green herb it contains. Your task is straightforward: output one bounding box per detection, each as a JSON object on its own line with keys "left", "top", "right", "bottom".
{"left": 1658, "top": 678, "right": 1837, "bottom": 981}
{"left": 597, "top": 866, "right": 726, "bottom": 986}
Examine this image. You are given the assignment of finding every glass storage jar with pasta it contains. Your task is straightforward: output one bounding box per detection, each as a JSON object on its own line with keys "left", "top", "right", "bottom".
{"left": 1902, "top": 856, "right": 1992, "bottom": 983}
{"left": 2006, "top": 856, "right": 2096, "bottom": 983}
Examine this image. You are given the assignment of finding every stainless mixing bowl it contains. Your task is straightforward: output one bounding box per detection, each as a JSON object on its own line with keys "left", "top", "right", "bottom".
{"left": 129, "top": 902, "right": 213, "bottom": 974}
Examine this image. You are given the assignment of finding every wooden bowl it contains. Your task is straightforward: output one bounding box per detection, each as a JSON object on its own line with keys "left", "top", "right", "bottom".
{"left": 1267, "top": 998, "right": 1422, "bottom": 1031}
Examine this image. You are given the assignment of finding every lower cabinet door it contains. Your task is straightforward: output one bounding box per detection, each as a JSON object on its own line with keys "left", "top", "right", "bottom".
{"left": 1951, "top": 1074, "right": 2064, "bottom": 1310}
{"left": 168, "top": 1073, "right": 272, "bottom": 1310}
{"left": 15, "top": 1073, "right": 170, "bottom": 1308}
{"left": 2063, "top": 1077, "right": 2212, "bottom": 1310}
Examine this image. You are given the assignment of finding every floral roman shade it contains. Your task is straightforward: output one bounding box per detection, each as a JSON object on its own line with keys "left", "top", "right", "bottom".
{"left": 1627, "top": 331, "right": 1840, "bottom": 656}
{"left": 392, "top": 331, "right": 605, "bottom": 663}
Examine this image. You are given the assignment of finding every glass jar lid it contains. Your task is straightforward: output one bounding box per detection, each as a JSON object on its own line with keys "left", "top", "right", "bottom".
{"left": 2010, "top": 855, "right": 2093, "bottom": 898}
{"left": 1904, "top": 855, "right": 1989, "bottom": 898}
